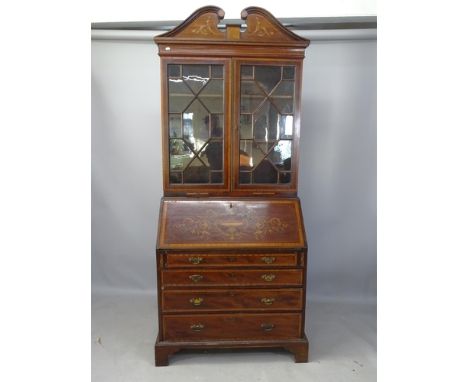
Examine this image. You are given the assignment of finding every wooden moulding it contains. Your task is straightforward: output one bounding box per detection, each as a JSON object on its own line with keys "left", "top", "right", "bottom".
{"left": 154, "top": 6, "right": 310, "bottom": 57}
{"left": 154, "top": 336, "right": 309, "bottom": 366}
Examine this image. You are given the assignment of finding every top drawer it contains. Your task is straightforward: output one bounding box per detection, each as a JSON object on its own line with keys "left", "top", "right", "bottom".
{"left": 164, "top": 253, "right": 299, "bottom": 268}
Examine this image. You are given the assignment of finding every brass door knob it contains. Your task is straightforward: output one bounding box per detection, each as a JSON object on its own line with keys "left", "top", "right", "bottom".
{"left": 189, "top": 274, "right": 204, "bottom": 282}
{"left": 261, "top": 274, "right": 276, "bottom": 282}
{"left": 190, "top": 323, "right": 205, "bottom": 332}
{"left": 189, "top": 297, "right": 204, "bottom": 306}
{"left": 260, "top": 323, "right": 275, "bottom": 332}
{"left": 261, "top": 256, "right": 276, "bottom": 264}
{"left": 260, "top": 297, "right": 275, "bottom": 305}
{"left": 188, "top": 256, "right": 203, "bottom": 265}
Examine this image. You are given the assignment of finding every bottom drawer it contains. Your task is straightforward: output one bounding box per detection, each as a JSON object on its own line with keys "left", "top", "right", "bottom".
{"left": 163, "top": 313, "right": 302, "bottom": 341}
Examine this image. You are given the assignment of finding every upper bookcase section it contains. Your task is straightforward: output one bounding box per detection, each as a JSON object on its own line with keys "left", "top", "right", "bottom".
{"left": 154, "top": 6, "right": 310, "bottom": 58}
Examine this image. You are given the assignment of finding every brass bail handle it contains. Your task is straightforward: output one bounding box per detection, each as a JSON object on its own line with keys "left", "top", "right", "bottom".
{"left": 189, "top": 274, "right": 204, "bottom": 282}
{"left": 190, "top": 297, "right": 204, "bottom": 306}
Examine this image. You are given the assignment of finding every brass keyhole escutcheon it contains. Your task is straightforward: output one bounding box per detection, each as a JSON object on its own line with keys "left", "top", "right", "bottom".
{"left": 190, "top": 323, "right": 204, "bottom": 332}
{"left": 260, "top": 323, "right": 275, "bottom": 332}
{"left": 189, "top": 274, "right": 204, "bottom": 282}
{"left": 261, "top": 274, "right": 276, "bottom": 282}
{"left": 190, "top": 297, "right": 204, "bottom": 306}
{"left": 260, "top": 297, "right": 275, "bottom": 305}
{"left": 261, "top": 256, "right": 276, "bottom": 264}
{"left": 188, "top": 256, "right": 203, "bottom": 265}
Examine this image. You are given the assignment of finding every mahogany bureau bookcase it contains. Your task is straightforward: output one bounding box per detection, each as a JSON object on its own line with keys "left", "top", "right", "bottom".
{"left": 153, "top": 6, "right": 310, "bottom": 366}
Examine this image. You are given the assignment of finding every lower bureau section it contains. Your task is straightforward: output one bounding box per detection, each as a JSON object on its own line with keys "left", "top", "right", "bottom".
{"left": 163, "top": 313, "right": 302, "bottom": 341}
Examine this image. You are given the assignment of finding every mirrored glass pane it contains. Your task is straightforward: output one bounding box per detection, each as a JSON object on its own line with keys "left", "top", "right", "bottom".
{"left": 255, "top": 66, "right": 281, "bottom": 94}
{"left": 184, "top": 157, "right": 209, "bottom": 183}
{"left": 169, "top": 114, "right": 182, "bottom": 138}
{"left": 199, "top": 79, "right": 223, "bottom": 113}
{"left": 169, "top": 139, "right": 193, "bottom": 171}
{"left": 253, "top": 101, "right": 280, "bottom": 141}
{"left": 168, "top": 79, "right": 193, "bottom": 112}
{"left": 253, "top": 160, "right": 277, "bottom": 183}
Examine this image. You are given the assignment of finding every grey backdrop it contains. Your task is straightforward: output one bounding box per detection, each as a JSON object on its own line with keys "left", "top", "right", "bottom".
{"left": 91, "top": 31, "right": 376, "bottom": 303}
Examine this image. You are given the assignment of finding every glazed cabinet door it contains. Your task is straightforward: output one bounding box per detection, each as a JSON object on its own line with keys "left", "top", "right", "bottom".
{"left": 232, "top": 60, "right": 303, "bottom": 195}
{"left": 161, "top": 59, "right": 231, "bottom": 195}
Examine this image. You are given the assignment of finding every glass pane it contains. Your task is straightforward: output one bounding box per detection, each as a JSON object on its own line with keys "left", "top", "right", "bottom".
{"left": 253, "top": 160, "right": 277, "bottom": 183}
{"left": 255, "top": 66, "right": 281, "bottom": 94}
{"left": 211, "top": 65, "right": 223, "bottom": 79}
{"left": 211, "top": 114, "right": 224, "bottom": 138}
{"left": 240, "top": 140, "right": 263, "bottom": 168}
{"left": 279, "top": 172, "right": 291, "bottom": 183}
{"left": 271, "top": 81, "right": 295, "bottom": 114}
{"left": 169, "top": 114, "right": 182, "bottom": 138}
{"left": 170, "top": 172, "right": 182, "bottom": 183}
{"left": 282, "top": 66, "right": 295, "bottom": 80}
{"left": 239, "top": 171, "right": 251, "bottom": 184}
{"left": 167, "top": 63, "right": 225, "bottom": 185}
{"left": 240, "top": 80, "right": 265, "bottom": 113}
{"left": 279, "top": 115, "right": 294, "bottom": 139}
{"left": 184, "top": 157, "right": 209, "bottom": 183}
{"left": 240, "top": 114, "right": 252, "bottom": 139}
{"left": 199, "top": 79, "right": 223, "bottom": 113}
{"left": 241, "top": 65, "right": 253, "bottom": 79}
{"left": 202, "top": 141, "right": 223, "bottom": 170}
{"left": 182, "top": 65, "right": 210, "bottom": 93}
{"left": 268, "top": 140, "right": 292, "bottom": 170}
{"left": 169, "top": 139, "right": 193, "bottom": 171}
{"left": 211, "top": 171, "right": 223, "bottom": 183}
{"left": 168, "top": 64, "right": 181, "bottom": 78}
{"left": 168, "top": 79, "right": 193, "bottom": 113}
{"left": 183, "top": 100, "right": 210, "bottom": 152}
{"left": 253, "top": 101, "right": 280, "bottom": 142}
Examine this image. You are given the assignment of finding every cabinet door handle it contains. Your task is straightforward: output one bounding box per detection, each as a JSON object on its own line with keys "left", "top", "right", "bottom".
{"left": 261, "top": 256, "right": 276, "bottom": 264}
{"left": 188, "top": 256, "right": 203, "bottom": 265}
{"left": 189, "top": 274, "right": 204, "bottom": 282}
{"left": 189, "top": 297, "right": 204, "bottom": 306}
{"left": 261, "top": 274, "right": 276, "bottom": 282}
{"left": 190, "top": 323, "right": 204, "bottom": 332}
{"left": 260, "top": 323, "right": 275, "bottom": 332}
{"left": 260, "top": 297, "right": 275, "bottom": 305}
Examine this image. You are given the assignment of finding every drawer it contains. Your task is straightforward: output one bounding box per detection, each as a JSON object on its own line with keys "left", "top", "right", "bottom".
{"left": 161, "top": 269, "right": 303, "bottom": 288}
{"left": 163, "top": 313, "right": 302, "bottom": 341}
{"left": 162, "top": 288, "right": 303, "bottom": 312}
{"left": 164, "top": 253, "right": 298, "bottom": 268}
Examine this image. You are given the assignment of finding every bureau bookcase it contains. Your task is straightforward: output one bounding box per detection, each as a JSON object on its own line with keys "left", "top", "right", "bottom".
{"left": 153, "top": 6, "right": 310, "bottom": 366}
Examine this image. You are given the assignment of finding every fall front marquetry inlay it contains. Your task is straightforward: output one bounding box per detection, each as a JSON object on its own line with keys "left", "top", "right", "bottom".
{"left": 154, "top": 5, "right": 309, "bottom": 366}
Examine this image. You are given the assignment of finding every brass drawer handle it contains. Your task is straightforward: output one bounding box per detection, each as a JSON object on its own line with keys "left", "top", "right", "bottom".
{"left": 261, "top": 274, "right": 276, "bottom": 282}
{"left": 261, "top": 323, "right": 275, "bottom": 332}
{"left": 261, "top": 256, "right": 276, "bottom": 264}
{"left": 188, "top": 256, "right": 203, "bottom": 265}
{"left": 189, "top": 274, "right": 204, "bottom": 282}
{"left": 189, "top": 297, "right": 204, "bottom": 306}
{"left": 260, "top": 297, "right": 275, "bottom": 305}
{"left": 190, "top": 323, "right": 204, "bottom": 332}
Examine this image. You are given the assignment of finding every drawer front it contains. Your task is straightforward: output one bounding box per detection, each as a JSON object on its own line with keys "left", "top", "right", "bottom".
{"left": 164, "top": 253, "right": 298, "bottom": 268}
{"left": 161, "top": 269, "right": 303, "bottom": 287}
{"left": 163, "top": 313, "right": 302, "bottom": 341}
{"left": 162, "top": 288, "right": 303, "bottom": 312}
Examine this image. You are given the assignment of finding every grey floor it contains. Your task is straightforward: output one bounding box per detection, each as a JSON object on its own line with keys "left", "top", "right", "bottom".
{"left": 92, "top": 293, "right": 376, "bottom": 381}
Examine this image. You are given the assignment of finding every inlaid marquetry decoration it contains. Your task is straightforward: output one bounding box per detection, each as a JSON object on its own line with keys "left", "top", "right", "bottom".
{"left": 155, "top": 6, "right": 309, "bottom": 46}
{"left": 158, "top": 198, "right": 305, "bottom": 248}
